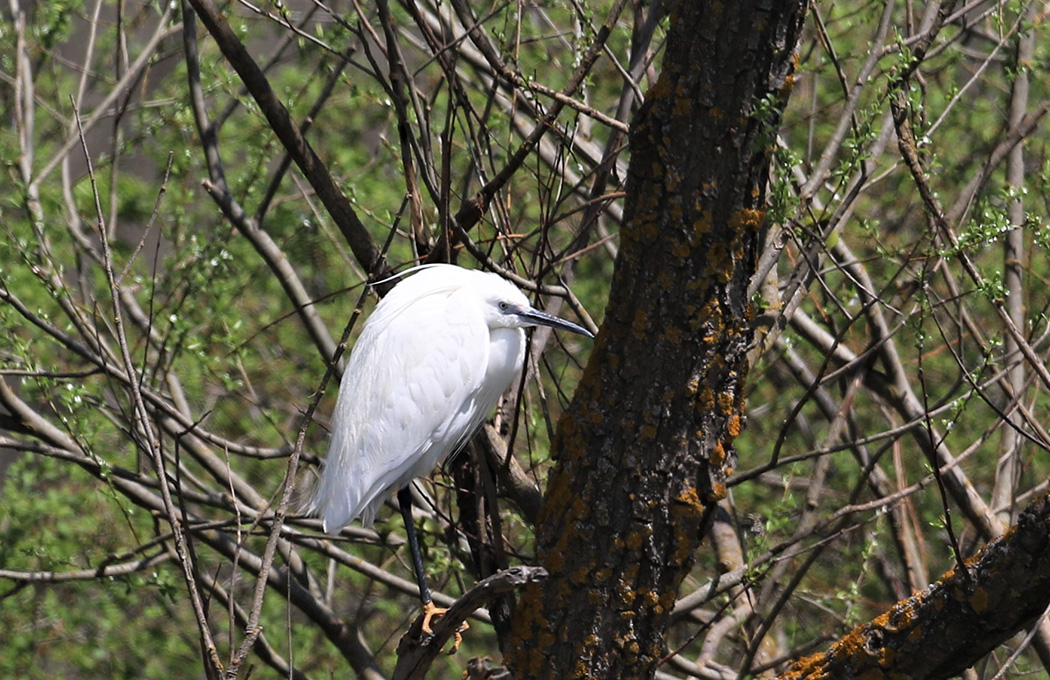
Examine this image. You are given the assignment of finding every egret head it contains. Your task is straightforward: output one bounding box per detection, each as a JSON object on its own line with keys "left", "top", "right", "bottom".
{"left": 481, "top": 280, "right": 594, "bottom": 338}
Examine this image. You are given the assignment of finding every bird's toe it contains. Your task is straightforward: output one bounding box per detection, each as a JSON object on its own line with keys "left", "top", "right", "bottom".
{"left": 419, "top": 602, "right": 468, "bottom": 653}
{"left": 420, "top": 601, "right": 445, "bottom": 635}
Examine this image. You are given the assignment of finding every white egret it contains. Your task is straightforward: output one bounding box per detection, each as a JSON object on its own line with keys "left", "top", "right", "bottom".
{"left": 309, "top": 264, "right": 593, "bottom": 634}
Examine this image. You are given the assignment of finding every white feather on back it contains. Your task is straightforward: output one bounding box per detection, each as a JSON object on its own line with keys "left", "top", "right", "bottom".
{"left": 309, "top": 266, "right": 527, "bottom": 531}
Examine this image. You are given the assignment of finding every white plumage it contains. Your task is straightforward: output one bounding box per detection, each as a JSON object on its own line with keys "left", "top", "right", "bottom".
{"left": 309, "top": 264, "right": 592, "bottom": 533}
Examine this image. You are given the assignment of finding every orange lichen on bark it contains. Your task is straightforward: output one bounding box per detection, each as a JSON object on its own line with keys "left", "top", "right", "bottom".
{"left": 674, "top": 487, "right": 704, "bottom": 515}
{"left": 885, "top": 601, "right": 916, "bottom": 632}
{"left": 778, "top": 653, "right": 824, "bottom": 680}
{"left": 669, "top": 487, "right": 705, "bottom": 563}
{"left": 729, "top": 207, "right": 766, "bottom": 231}
{"left": 727, "top": 413, "right": 742, "bottom": 437}
{"left": 709, "top": 441, "right": 727, "bottom": 467}
{"left": 614, "top": 581, "right": 636, "bottom": 609}
{"left": 717, "top": 390, "right": 736, "bottom": 415}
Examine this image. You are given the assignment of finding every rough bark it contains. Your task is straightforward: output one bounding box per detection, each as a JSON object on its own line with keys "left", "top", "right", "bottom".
{"left": 504, "top": 2, "right": 808, "bottom": 677}
{"left": 777, "top": 490, "right": 1050, "bottom": 680}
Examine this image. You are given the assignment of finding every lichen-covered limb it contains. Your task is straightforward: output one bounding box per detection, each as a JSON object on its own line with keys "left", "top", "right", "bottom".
{"left": 777, "top": 490, "right": 1050, "bottom": 680}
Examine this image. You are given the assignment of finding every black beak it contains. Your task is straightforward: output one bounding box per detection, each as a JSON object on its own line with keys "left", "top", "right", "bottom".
{"left": 517, "top": 307, "right": 595, "bottom": 339}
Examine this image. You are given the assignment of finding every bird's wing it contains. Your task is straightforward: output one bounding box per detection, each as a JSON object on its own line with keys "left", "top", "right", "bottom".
{"left": 313, "top": 285, "right": 490, "bottom": 531}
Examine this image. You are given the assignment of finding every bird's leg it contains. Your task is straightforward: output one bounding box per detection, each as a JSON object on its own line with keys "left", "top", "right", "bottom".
{"left": 397, "top": 487, "right": 468, "bottom": 651}
{"left": 398, "top": 487, "right": 433, "bottom": 610}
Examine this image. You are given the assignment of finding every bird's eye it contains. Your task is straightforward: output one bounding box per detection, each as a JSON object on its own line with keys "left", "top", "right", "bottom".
{"left": 498, "top": 301, "right": 510, "bottom": 312}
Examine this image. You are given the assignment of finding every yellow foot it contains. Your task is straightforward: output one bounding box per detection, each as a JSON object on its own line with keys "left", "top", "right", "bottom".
{"left": 420, "top": 601, "right": 469, "bottom": 653}
{"left": 420, "top": 601, "right": 444, "bottom": 636}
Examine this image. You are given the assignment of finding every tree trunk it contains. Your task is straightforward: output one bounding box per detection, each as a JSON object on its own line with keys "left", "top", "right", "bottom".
{"left": 505, "top": 2, "right": 808, "bottom": 677}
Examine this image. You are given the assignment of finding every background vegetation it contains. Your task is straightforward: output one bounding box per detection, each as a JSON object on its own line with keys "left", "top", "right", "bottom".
{"left": 1, "top": 0, "right": 1048, "bottom": 678}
